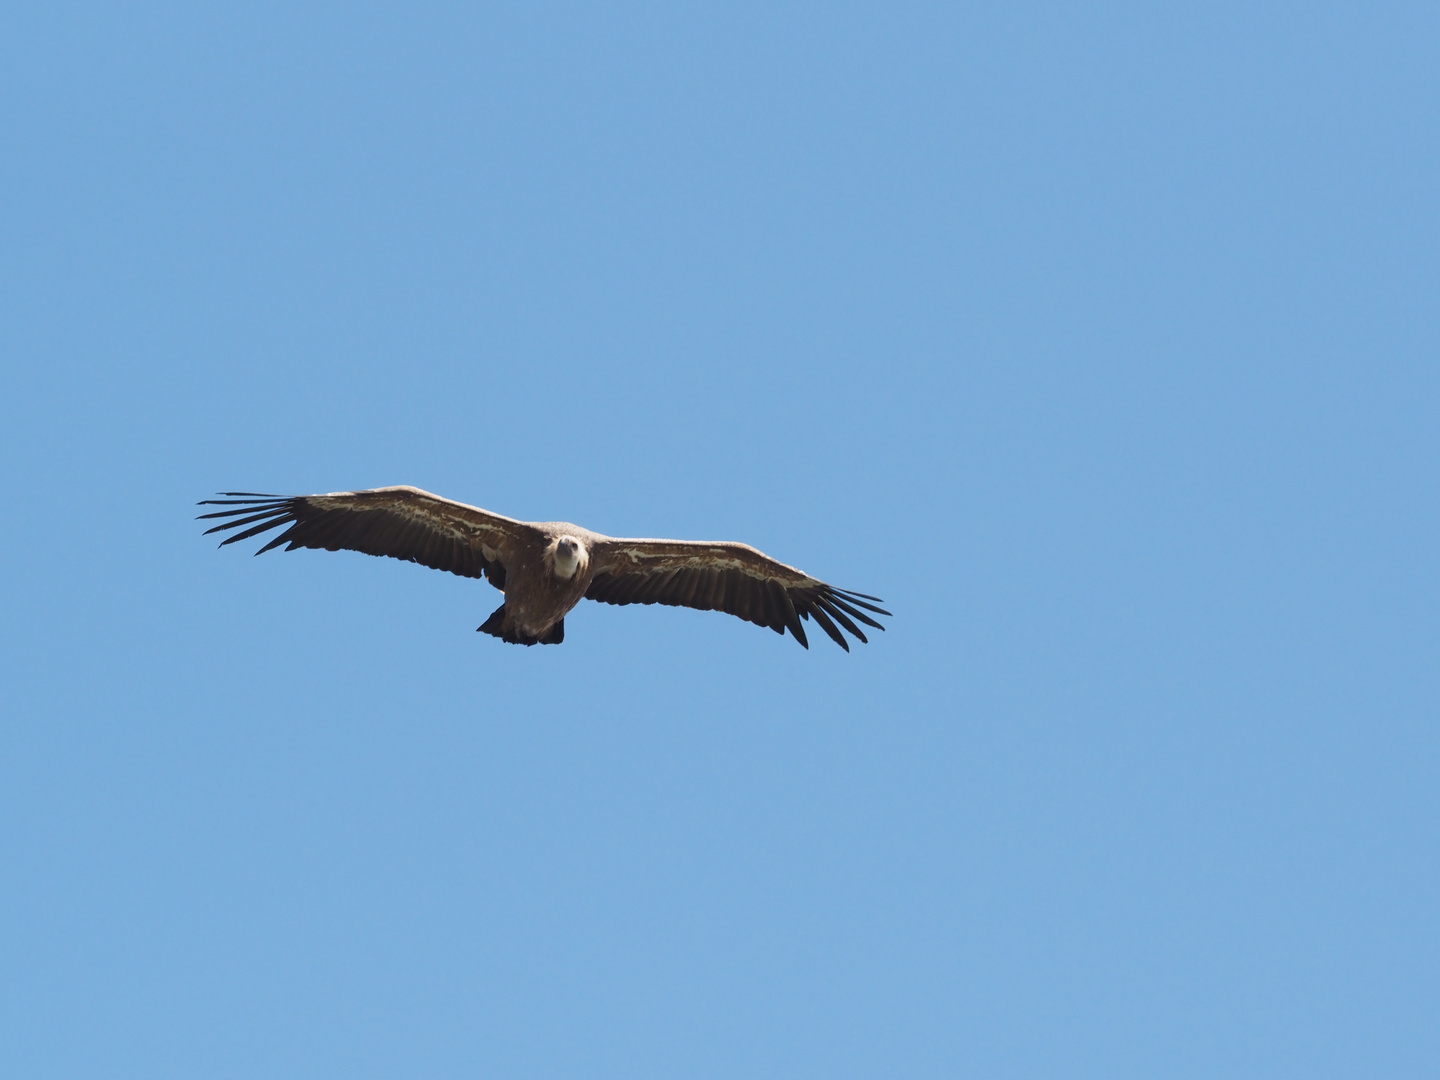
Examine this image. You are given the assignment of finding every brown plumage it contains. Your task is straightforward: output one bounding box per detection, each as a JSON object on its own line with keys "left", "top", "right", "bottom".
{"left": 198, "top": 486, "right": 889, "bottom": 649}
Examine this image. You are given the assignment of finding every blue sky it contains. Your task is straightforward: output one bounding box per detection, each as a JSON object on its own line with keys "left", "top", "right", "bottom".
{"left": 2, "top": 3, "right": 1437, "bottom": 1077}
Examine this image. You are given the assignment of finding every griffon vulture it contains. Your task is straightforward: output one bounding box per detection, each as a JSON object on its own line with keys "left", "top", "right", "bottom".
{"left": 198, "top": 486, "right": 889, "bottom": 649}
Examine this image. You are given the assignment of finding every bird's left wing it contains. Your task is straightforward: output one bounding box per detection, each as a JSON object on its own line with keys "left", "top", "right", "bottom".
{"left": 197, "top": 486, "right": 531, "bottom": 587}
{"left": 585, "top": 538, "right": 889, "bottom": 650}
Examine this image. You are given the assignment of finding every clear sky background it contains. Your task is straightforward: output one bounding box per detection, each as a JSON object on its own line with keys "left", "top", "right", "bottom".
{"left": 2, "top": 4, "right": 1436, "bottom": 1077}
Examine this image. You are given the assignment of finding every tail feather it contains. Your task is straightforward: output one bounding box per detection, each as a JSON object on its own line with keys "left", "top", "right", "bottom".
{"left": 476, "top": 603, "right": 564, "bottom": 646}
{"left": 477, "top": 604, "right": 507, "bottom": 639}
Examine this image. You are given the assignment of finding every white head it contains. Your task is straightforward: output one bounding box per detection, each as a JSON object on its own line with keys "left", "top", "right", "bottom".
{"left": 550, "top": 535, "right": 587, "bottom": 580}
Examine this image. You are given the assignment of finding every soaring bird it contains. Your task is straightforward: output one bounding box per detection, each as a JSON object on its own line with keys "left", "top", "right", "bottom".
{"left": 198, "top": 486, "right": 889, "bottom": 649}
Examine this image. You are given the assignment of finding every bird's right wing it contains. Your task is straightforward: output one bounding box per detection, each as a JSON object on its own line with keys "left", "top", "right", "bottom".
{"left": 197, "top": 486, "right": 532, "bottom": 588}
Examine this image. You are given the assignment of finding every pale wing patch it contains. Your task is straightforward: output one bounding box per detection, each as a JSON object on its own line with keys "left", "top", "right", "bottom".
{"left": 312, "top": 488, "right": 520, "bottom": 548}
{"left": 609, "top": 541, "right": 820, "bottom": 586}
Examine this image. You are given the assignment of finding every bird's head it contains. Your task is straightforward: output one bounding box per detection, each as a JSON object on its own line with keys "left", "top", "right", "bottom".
{"left": 549, "top": 535, "right": 588, "bottom": 580}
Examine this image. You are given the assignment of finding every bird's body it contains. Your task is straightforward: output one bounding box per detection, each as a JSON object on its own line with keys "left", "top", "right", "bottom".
{"left": 488, "top": 522, "right": 598, "bottom": 644}
{"left": 198, "top": 486, "right": 888, "bottom": 649}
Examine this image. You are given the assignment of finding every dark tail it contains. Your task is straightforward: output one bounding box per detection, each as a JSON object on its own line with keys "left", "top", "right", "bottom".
{"left": 477, "top": 603, "right": 564, "bottom": 646}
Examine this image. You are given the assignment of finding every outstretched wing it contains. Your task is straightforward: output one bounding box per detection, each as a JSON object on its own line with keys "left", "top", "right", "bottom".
{"left": 197, "top": 486, "right": 531, "bottom": 588}
{"left": 585, "top": 538, "right": 889, "bottom": 650}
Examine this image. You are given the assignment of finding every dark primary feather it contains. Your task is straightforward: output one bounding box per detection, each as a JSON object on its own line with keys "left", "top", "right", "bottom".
{"left": 584, "top": 541, "right": 889, "bottom": 651}
{"left": 196, "top": 489, "right": 509, "bottom": 583}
